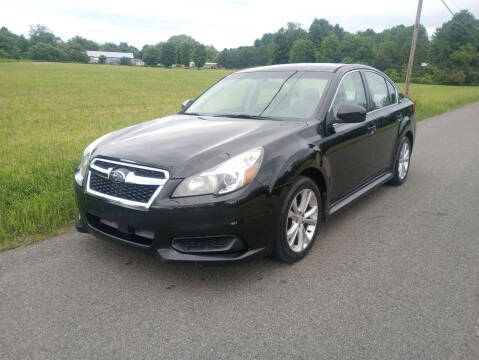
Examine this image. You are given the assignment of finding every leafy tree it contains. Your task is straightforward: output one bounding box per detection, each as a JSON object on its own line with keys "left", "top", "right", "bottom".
{"left": 27, "top": 42, "right": 67, "bottom": 62}
{"left": 142, "top": 45, "right": 161, "bottom": 66}
{"left": 179, "top": 41, "right": 193, "bottom": 66}
{"left": 272, "top": 32, "right": 290, "bottom": 64}
{"left": 120, "top": 57, "right": 131, "bottom": 65}
{"left": 320, "top": 33, "right": 340, "bottom": 62}
{"left": 118, "top": 42, "right": 139, "bottom": 57}
{"left": 427, "top": 10, "right": 479, "bottom": 84}
{"left": 374, "top": 40, "right": 396, "bottom": 70}
{"left": 450, "top": 44, "right": 477, "bottom": 67}
{"left": 165, "top": 35, "right": 202, "bottom": 66}
{"left": 353, "top": 36, "right": 376, "bottom": 64}
{"left": 384, "top": 69, "right": 400, "bottom": 82}
{"left": 205, "top": 45, "right": 219, "bottom": 62}
{"left": 333, "top": 24, "right": 345, "bottom": 41}
{"left": 449, "top": 44, "right": 479, "bottom": 83}
{"left": 309, "top": 18, "right": 334, "bottom": 48}
{"left": 0, "top": 27, "right": 27, "bottom": 59}
{"left": 449, "top": 70, "right": 466, "bottom": 85}
{"left": 28, "top": 25, "right": 57, "bottom": 46}
{"left": 99, "top": 42, "right": 120, "bottom": 52}
{"left": 68, "top": 36, "right": 99, "bottom": 51}
{"left": 166, "top": 38, "right": 218, "bottom": 66}
{"left": 192, "top": 44, "right": 207, "bottom": 68}
{"left": 253, "top": 33, "right": 275, "bottom": 65}
{"left": 99, "top": 55, "right": 106, "bottom": 64}
{"left": 161, "top": 42, "right": 176, "bottom": 67}
{"left": 64, "top": 42, "right": 89, "bottom": 63}
{"left": 254, "top": 44, "right": 273, "bottom": 66}
{"left": 430, "top": 10, "right": 479, "bottom": 68}
{"left": 338, "top": 33, "right": 358, "bottom": 61}
{"left": 289, "top": 39, "right": 316, "bottom": 63}
{"left": 272, "top": 23, "right": 308, "bottom": 64}
{"left": 217, "top": 48, "right": 231, "bottom": 68}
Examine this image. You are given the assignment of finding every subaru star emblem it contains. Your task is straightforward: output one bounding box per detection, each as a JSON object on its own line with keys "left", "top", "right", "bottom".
{"left": 110, "top": 170, "right": 126, "bottom": 183}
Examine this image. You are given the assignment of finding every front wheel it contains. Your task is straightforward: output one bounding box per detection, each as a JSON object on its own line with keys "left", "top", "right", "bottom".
{"left": 273, "top": 176, "right": 321, "bottom": 263}
{"left": 389, "top": 136, "right": 411, "bottom": 186}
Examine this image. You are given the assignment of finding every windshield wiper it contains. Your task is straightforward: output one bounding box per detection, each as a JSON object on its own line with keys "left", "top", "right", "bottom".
{"left": 213, "top": 114, "right": 275, "bottom": 120}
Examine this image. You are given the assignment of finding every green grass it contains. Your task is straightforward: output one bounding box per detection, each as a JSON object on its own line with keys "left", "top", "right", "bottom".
{"left": 1, "top": 61, "right": 478, "bottom": 251}
{"left": 0, "top": 62, "right": 231, "bottom": 250}
{"left": 398, "top": 83, "right": 479, "bottom": 120}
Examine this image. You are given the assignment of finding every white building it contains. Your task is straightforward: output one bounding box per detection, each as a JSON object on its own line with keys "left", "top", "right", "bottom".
{"left": 203, "top": 62, "right": 217, "bottom": 69}
{"left": 132, "top": 59, "right": 145, "bottom": 66}
{"left": 86, "top": 51, "right": 135, "bottom": 65}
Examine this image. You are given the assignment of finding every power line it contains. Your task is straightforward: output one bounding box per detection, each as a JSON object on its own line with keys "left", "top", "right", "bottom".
{"left": 449, "top": 0, "right": 461, "bottom": 11}
{"left": 438, "top": 0, "right": 478, "bottom": 42}
{"left": 440, "top": 0, "right": 455, "bottom": 16}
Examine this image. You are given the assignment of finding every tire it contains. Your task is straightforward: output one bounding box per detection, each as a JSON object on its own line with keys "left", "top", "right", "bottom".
{"left": 389, "top": 136, "right": 412, "bottom": 186}
{"left": 273, "top": 176, "right": 321, "bottom": 263}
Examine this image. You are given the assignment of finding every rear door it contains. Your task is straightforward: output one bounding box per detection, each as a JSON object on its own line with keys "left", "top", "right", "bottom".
{"left": 362, "top": 71, "right": 401, "bottom": 174}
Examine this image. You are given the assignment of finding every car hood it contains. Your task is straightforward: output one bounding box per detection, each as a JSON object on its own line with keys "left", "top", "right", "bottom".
{"left": 93, "top": 114, "right": 306, "bottom": 178}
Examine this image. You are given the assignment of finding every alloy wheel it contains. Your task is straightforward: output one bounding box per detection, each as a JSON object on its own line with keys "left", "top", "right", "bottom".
{"left": 286, "top": 189, "right": 318, "bottom": 253}
{"left": 398, "top": 141, "right": 410, "bottom": 180}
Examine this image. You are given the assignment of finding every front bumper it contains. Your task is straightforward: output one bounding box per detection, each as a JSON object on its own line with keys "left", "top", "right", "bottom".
{"left": 75, "top": 177, "right": 281, "bottom": 263}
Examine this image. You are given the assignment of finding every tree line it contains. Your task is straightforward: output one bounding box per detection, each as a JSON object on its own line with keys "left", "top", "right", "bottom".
{"left": 141, "top": 35, "right": 218, "bottom": 68}
{"left": 1, "top": 10, "right": 478, "bottom": 85}
{"left": 0, "top": 25, "right": 218, "bottom": 68}
{"left": 218, "top": 10, "right": 479, "bottom": 85}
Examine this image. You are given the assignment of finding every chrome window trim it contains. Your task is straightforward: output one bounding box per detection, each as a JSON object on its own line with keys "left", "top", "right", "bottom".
{"left": 367, "top": 102, "right": 398, "bottom": 115}
{"left": 362, "top": 70, "right": 399, "bottom": 114}
{"left": 85, "top": 158, "right": 169, "bottom": 209}
{"left": 329, "top": 69, "right": 400, "bottom": 117}
{"left": 328, "top": 69, "right": 364, "bottom": 115}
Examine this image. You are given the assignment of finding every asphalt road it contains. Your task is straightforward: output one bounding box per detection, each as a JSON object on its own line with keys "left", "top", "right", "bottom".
{"left": 1, "top": 103, "right": 479, "bottom": 360}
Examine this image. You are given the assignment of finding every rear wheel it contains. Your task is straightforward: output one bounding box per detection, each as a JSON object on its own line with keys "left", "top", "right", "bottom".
{"left": 273, "top": 176, "right": 321, "bottom": 262}
{"left": 389, "top": 136, "right": 411, "bottom": 186}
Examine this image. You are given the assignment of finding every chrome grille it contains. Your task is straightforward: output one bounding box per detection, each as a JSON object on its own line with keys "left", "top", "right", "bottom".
{"left": 86, "top": 158, "right": 169, "bottom": 208}
{"left": 89, "top": 173, "right": 157, "bottom": 203}
{"left": 93, "top": 160, "right": 166, "bottom": 179}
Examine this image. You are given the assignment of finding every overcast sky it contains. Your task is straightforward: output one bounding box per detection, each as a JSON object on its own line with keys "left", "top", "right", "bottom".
{"left": 2, "top": 0, "right": 478, "bottom": 49}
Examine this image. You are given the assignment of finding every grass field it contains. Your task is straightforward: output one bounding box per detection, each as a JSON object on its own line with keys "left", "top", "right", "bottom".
{"left": 1, "top": 61, "right": 479, "bottom": 251}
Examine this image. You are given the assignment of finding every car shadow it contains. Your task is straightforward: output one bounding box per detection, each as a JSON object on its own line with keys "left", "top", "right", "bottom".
{"left": 79, "top": 182, "right": 393, "bottom": 290}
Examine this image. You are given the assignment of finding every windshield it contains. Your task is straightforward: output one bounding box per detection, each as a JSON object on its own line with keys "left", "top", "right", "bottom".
{"left": 185, "top": 71, "right": 332, "bottom": 120}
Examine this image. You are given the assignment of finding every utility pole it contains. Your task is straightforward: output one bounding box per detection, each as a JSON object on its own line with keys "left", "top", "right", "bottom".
{"left": 404, "top": 0, "right": 423, "bottom": 97}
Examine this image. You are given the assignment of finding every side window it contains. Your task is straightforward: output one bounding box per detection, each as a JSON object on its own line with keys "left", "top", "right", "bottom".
{"left": 364, "top": 72, "right": 390, "bottom": 110}
{"left": 386, "top": 80, "right": 397, "bottom": 104}
{"left": 332, "top": 72, "right": 367, "bottom": 116}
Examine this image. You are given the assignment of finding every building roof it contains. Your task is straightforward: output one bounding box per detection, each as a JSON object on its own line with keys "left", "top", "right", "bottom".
{"left": 86, "top": 51, "right": 134, "bottom": 58}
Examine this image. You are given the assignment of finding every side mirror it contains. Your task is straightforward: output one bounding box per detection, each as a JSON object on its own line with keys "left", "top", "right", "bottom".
{"left": 181, "top": 99, "right": 193, "bottom": 111}
{"left": 335, "top": 104, "right": 366, "bottom": 123}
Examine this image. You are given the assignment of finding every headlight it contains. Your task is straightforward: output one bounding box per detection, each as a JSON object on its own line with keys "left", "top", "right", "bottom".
{"left": 172, "top": 147, "right": 264, "bottom": 197}
{"left": 77, "top": 133, "right": 111, "bottom": 183}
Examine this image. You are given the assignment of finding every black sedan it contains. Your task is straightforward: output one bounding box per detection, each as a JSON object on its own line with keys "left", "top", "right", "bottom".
{"left": 74, "top": 63, "right": 416, "bottom": 263}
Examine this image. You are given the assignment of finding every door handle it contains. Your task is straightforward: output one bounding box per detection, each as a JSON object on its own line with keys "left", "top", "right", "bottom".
{"left": 367, "top": 122, "right": 376, "bottom": 134}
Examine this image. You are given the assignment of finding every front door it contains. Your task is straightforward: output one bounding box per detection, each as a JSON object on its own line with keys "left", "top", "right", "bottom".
{"left": 321, "top": 71, "right": 377, "bottom": 202}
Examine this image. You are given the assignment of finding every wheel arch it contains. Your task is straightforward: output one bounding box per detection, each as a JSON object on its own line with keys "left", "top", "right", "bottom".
{"left": 299, "top": 167, "right": 328, "bottom": 222}
{"left": 268, "top": 147, "right": 329, "bottom": 219}
{"left": 405, "top": 130, "right": 414, "bottom": 151}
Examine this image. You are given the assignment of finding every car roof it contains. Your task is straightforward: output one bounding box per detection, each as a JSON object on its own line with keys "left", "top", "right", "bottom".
{"left": 235, "top": 63, "right": 376, "bottom": 73}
